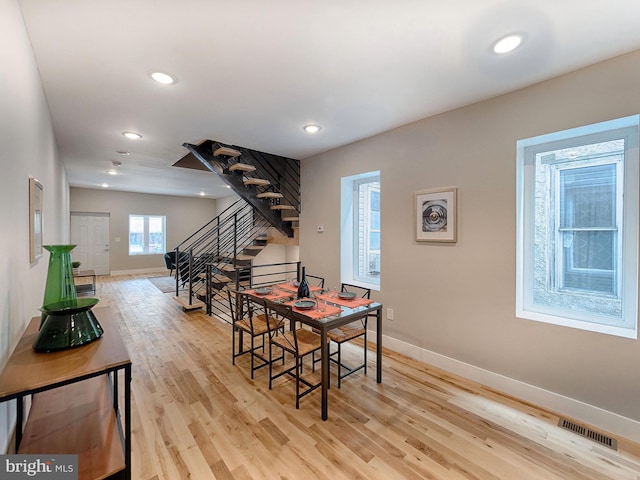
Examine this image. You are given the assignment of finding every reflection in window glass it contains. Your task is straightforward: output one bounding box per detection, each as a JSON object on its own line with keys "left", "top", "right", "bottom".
{"left": 341, "top": 171, "right": 380, "bottom": 289}
{"left": 516, "top": 115, "right": 639, "bottom": 338}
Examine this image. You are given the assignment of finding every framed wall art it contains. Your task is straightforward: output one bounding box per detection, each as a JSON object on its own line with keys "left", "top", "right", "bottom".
{"left": 29, "top": 176, "right": 43, "bottom": 262}
{"left": 415, "top": 187, "right": 457, "bottom": 242}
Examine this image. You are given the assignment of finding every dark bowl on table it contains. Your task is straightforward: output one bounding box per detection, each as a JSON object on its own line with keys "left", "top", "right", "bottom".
{"left": 338, "top": 292, "right": 357, "bottom": 300}
{"left": 294, "top": 300, "right": 316, "bottom": 310}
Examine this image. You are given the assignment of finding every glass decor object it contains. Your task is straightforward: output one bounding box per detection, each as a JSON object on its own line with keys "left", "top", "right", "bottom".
{"left": 33, "top": 298, "right": 103, "bottom": 352}
{"left": 40, "top": 245, "right": 77, "bottom": 325}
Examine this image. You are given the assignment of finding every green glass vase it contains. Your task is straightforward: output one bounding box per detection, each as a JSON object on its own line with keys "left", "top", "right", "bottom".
{"left": 41, "top": 245, "right": 77, "bottom": 325}
{"left": 33, "top": 298, "right": 103, "bottom": 352}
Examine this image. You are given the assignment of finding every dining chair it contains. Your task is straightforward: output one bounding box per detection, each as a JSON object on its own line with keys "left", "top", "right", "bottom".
{"left": 228, "top": 289, "right": 281, "bottom": 379}
{"left": 306, "top": 274, "right": 325, "bottom": 288}
{"left": 321, "top": 283, "right": 371, "bottom": 388}
{"left": 261, "top": 298, "right": 324, "bottom": 408}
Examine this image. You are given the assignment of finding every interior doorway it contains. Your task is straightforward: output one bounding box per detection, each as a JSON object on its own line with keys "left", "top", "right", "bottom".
{"left": 70, "top": 212, "right": 110, "bottom": 275}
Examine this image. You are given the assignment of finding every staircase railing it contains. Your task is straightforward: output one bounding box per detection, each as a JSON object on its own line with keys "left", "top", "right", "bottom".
{"left": 173, "top": 199, "right": 271, "bottom": 307}
{"left": 206, "top": 261, "right": 302, "bottom": 321}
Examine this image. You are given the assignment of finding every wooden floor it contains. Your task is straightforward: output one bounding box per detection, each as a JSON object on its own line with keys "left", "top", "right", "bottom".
{"left": 96, "top": 274, "right": 640, "bottom": 480}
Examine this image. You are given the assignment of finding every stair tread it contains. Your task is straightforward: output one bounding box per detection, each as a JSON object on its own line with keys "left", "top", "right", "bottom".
{"left": 213, "top": 146, "right": 241, "bottom": 158}
{"left": 172, "top": 295, "right": 204, "bottom": 311}
{"left": 244, "top": 245, "right": 265, "bottom": 251}
{"left": 282, "top": 216, "right": 299, "bottom": 221}
{"left": 256, "top": 192, "right": 284, "bottom": 198}
{"left": 244, "top": 178, "right": 270, "bottom": 186}
{"left": 229, "top": 163, "right": 256, "bottom": 172}
{"left": 235, "top": 254, "right": 255, "bottom": 261}
{"left": 197, "top": 273, "right": 233, "bottom": 283}
{"left": 270, "top": 205, "right": 296, "bottom": 210}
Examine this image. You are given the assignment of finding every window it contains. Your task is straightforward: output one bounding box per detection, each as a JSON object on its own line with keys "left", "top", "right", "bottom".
{"left": 341, "top": 171, "right": 380, "bottom": 289}
{"left": 129, "top": 214, "right": 166, "bottom": 255}
{"left": 516, "top": 115, "right": 639, "bottom": 338}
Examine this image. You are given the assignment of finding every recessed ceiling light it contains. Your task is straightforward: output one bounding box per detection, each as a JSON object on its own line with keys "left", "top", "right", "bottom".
{"left": 122, "top": 131, "right": 142, "bottom": 140}
{"left": 116, "top": 150, "right": 130, "bottom": 155}
{"left": 304, "top": 124, "right": 321, "bottom": 134}
{"left": 112, "top": 160, "right": 122, "bottom": 167}
{"left": 199, "top": 191, "right": 205, "bottom": 196}
{"left": 150, "top": 71, "right": 176, "bottom": 85}
{"left": 101, "top": 183, "right": 109, "bottom": 188}
{"left": 493, "top": 34, "right": 524, "bottom": 54}
{"left": 107, "top": 170, "right": 118, "bottom": 175}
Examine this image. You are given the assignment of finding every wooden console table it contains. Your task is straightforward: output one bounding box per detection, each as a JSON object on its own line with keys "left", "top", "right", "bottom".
{"left": 0, "top": 307, "right": 131, "bottom": 480}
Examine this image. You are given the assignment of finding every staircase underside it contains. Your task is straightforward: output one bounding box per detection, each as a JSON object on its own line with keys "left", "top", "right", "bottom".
{"left": 174, "top": 140, "right": 300, "bottom": 238}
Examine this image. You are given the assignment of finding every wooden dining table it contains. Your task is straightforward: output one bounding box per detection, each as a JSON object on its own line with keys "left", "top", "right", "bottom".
{"left": 244, "top": 284, "right": 383, "bottom": 420}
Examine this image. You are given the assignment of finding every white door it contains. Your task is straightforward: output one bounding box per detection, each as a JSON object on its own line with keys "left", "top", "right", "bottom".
{"left": 70, "top": 212, "right": 110, "bottom": 275}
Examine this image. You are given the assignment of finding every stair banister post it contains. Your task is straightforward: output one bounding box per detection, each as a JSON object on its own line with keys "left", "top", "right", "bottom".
{"left": 233, "top": 212, "right": 238, "bottom": 268}
{"left": 188, "top": 248, "right": 194, "bottom": 306}
{"left": 174, "top": 247, "right": 180, "bottom": 296}
{"left": 205, "top": 263, "right": 212, "bottom": 315}
{"left": 216, "top": 216, "right": 220, "bottom": 261}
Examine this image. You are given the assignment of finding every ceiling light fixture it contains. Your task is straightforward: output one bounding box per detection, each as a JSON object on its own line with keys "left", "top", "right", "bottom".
{"left": 107, "top": 170, "right": 118, "bottom": 175}
{"left": 112, "top": 160, "right": 122, "bottom": 167}
{"left": 199, "top": 191, "right": 205, "bottom": 196}
{"left": 101, "top": 183, "right": 109, "bottom": 188}
{"left": 122, "top": 131, "right": 142, "bottom": 140}
{"left": 150, "top": 71, "right": 176, "bottom": 85}
{"left": 116, "top": 150, "right": 130, "bottom": 155}
{"left": 303, "top": 124, "right": 321, "bottom": 134}
{"left": 493, "top": 34, "right": 524, "bottom": 54}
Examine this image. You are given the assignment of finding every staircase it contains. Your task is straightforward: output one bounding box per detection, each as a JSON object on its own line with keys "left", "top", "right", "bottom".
{"left": 181, "top": 140, "right": 300, "bottom": 238}
{"left": 171, "top": 141, "right": 301, "bottom": 317}
{"left": 172, "top": 200, "right": 272, "bottom": 312}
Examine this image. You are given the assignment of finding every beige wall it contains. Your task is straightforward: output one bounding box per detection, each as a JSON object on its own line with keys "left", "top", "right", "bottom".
{"left": 0, "top": 0, "right": 70, "bottom": 452}
{"left": 300, "top": 50, "right": 640, "bottom": 432}
{"left": 70, "top": 188, "right": 218, "bottom": 273}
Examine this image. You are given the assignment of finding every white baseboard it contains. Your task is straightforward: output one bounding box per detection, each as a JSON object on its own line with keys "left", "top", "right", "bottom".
{"left": 378, "top": 331, "right": 640, "bottom": 444}
{"left": 110, "top": 267, "right": 169, "bottom": 276}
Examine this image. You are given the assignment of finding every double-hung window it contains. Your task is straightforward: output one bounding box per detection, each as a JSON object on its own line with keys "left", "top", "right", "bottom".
{"left": 341, "top": 171, "right": 380, "bottom": 289}
{"left": 516, "top": 115, "right": 639, "bottom": 338}
{"left": 129, "top": 214, "right": 166, "bottom": 255}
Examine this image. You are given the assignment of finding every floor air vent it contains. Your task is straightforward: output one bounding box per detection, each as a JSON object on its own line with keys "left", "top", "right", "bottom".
{"left": 558, "top": 418, "right": 618, "bottom": 450}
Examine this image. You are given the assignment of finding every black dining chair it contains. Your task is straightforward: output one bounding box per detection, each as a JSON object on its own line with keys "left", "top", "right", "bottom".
{"left": 262, "top": 298, "right": 324, "bottom": 408}
{"left": 228, "top": 290, "right": 282, "bottom": 379}
{"left": 306, "top": 274, "right": 325, "bottom": 288}
{"left": 319, "top": 283, "right": 371, "bottom": 387}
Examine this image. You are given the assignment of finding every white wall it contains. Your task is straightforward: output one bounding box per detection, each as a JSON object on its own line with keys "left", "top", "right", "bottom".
{"left": 300, "top": 50, "right": 640, "bottom": 440}
{"left": 0, "top": 0, "right": 70, "bottom": 452}
{"left": 70, "top": 188, "right": 218, "bottom": 273}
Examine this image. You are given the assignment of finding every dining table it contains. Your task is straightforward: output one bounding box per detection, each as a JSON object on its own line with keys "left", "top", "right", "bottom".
{"left": 244, "top": 284, "right": 383, "bottom": 420}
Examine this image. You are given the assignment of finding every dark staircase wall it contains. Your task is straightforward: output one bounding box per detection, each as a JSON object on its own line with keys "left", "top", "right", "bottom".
{"left": 177, "top": 140, "right": 300, "bottom": 238}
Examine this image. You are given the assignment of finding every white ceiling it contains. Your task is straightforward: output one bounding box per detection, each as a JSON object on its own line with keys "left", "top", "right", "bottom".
{"left": 18, "top": 0, "right": 640, "bottom": 198}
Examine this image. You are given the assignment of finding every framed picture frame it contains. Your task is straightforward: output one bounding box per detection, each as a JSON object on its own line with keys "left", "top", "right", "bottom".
{"left": 29, "top": 177, "right": 43, "bottom": 262}
{"left": 415, "top": 187, "right": 457, "bottom": 242}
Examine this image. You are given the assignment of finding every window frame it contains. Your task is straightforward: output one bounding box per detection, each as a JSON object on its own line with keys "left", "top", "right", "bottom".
{"left": 516, "top": 115, "right": 639, "bottom": 339}
{"left": 128, "top": 214, "right": 167, "bottom": 256}
{"left": 341, "top": 171, "right": 381, "bottom": 290}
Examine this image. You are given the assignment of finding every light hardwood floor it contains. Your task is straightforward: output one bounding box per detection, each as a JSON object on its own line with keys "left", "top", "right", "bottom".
{"left": 96, "top": 274, "right": 640, "bottom": 480}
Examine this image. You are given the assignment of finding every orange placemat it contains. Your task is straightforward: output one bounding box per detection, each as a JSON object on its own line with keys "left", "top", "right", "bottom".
{"left": 315, "top": 293, "right": 374, "bottom": 308}
{"left": 285, "top": 300, "right": 342, "bottom": 320}
{"left": 244, "top": 288, "right": 292, "bottom": 302}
